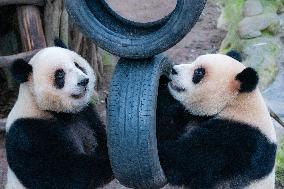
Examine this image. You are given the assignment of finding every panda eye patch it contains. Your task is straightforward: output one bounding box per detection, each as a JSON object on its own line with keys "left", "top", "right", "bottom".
{"left": 75, "top": 62, "right": 86, "bottom": 74}
{"left": 192, "top": 67, "right": 205, "bottom": 84}
{"left": 54, "top": 69, "right": 65, "bottom": 89}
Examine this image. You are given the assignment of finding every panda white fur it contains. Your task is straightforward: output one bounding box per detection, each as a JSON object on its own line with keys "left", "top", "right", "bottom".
{"left": 5, "top": 41, "right": 113, "bottom": 189}
{"left": 156, "top": 53, "right": 277, "bottom": 189}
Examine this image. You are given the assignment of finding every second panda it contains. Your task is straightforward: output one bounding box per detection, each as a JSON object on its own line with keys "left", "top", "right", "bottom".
{"left": 5, "top": 42, "right": 113, "bottom": 189}
{"left": 156, "top": 53, "right": 277, "bottom": 189}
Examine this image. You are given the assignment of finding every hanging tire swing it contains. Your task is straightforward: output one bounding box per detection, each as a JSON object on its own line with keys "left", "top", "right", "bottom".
{"left": 65, "top": 0, "right": 206, "bottom": 188}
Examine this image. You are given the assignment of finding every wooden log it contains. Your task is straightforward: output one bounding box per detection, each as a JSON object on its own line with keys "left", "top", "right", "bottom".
{"left": 0, "top": 49, "right": 40, "bottom": 68}
{"left": 0, "top": 0, "right": 44, "bottom": 6}
{"left": 44, "top": 0, "right": 62, "bottom": 46}
{"left": 90, "top": 44, "right": 105, "bottom": 89}
{"left": 60, "top": 2, "right": 69, "bottom": 45}
{"left": 17, "top": 5, "right": 46, "bottom": 51}
{"left": 44, "top": 0, "right": 68, "bottom": 46}
{"left": 69, "top": 23, "right": 83, "bottom": 52}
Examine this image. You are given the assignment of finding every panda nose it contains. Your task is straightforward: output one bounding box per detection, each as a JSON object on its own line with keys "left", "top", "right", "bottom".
{"left": 171, "top": 68, "right": 178, "bottom": 75}
{"left": 78, "top": 78, "right": 89, "bottom": 87}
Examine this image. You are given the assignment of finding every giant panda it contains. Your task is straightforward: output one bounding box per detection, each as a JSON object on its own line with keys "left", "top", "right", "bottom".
{"left": 5, "top": 42, "right": 113, "bottom": 189}
{"left": 156, "top": 53, "right": 277, "bottom": 189}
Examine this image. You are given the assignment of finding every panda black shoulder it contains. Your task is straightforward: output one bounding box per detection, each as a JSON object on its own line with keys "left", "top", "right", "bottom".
{"left": 6, "top": 118, "right": 71, "bottom": 153}
{"left": 158, "top": 118, "right": 276, "bottom": 188}
{"left": 51, "top": 104, "right": 105, "bottom": 132}
{"left": 6, "top": 111, "right": 110, "bottom": 188}
{"left": 202, "top": 119, "right": 277, "bottom": 184}
{"left": 6, "top": 104, "right": 103, "bottom": 164}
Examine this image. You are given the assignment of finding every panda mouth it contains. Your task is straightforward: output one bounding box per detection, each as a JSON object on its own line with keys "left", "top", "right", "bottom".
{"left": 71, "top": 88, "right": 87, "bottom": 99}
{"left": 71, "top": 93, "right": 85, "bottom": 99}
{"left": 169, "top": 82, "right": 185, "bottom": 92}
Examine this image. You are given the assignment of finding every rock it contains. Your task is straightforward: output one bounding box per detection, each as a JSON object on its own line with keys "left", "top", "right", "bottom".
{"left": 243, "top": 0, "right": 263, "bottom": 17}
{"left": 281, "top": 36, "right": 284, "bottom": 45}
{"left": 263, "top": 40, "right": 284, "bottom": 117}
{"left": 238, "top": 13, "right": 280, "bottom": 39}
{"left": 264, "top": 48, "right": 284, "bottom": 141}
{"left": 243, "top": 38, "right": 280, "bottom": 89}
{"left": 217, "top": 10, "right": 228, "bottom": 31}
{"left": 277, "top": 8, "right": 284, "bottom": 14}
{"left": 275, "top": 123, "right": 284, "bottom": 142}
{"left": 279, "top": 14, "right": 284, "bottom": 32}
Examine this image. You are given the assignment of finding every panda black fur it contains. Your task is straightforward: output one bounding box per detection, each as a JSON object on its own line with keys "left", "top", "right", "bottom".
{"left": 5, "top": 41, "right": 113, "bottom": 189}
{"left": 156, "top": 52, "right": 277, "bottom": 189}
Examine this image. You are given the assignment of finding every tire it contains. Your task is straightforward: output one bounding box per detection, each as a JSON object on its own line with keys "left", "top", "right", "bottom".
{"left": 65, "top": 0, "right": 206, "bottom": 59}
{"left": 107, "top": 55, "right": 173, "bottom": 189}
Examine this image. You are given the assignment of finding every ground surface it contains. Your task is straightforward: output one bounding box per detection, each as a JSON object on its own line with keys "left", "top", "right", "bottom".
{"left": 2, "top": 0, "right": 282, "bottom": 188}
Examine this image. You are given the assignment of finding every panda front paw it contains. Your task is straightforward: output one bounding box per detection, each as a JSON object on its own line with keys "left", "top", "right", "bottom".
{"left": 156, "top": 76, "right": 191, "bottom": 140}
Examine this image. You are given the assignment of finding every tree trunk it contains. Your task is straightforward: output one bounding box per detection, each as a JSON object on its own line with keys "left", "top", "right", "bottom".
{"left": 44, "top": 0, "right": 68, "bottom": 46}
{"left": 0, "top": 50, "right": 40, "bottom": 68}
{"left": 17, "top": 5, "right": 46, "bottom": 51}
{"left": 7, "top": 5, "right": 45, "bottom": 89}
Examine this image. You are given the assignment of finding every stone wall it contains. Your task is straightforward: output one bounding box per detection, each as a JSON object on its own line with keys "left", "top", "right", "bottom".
{"left": 217, "top": 0, "right": 284, "bottom": 89}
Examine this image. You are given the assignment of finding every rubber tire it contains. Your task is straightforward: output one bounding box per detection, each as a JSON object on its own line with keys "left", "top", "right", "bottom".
{"left": 65, "top": 0, "right": 206, "bottom": 59}
{"left": 107, "top": 55, "right": 173, "bottom": 189}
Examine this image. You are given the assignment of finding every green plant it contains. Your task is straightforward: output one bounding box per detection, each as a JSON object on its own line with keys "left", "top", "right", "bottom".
{"left": 276, "top": 139, "right": 284, "bottom": 186}
{"left": 218, "top": 0, "right": 245, "bottom": 52}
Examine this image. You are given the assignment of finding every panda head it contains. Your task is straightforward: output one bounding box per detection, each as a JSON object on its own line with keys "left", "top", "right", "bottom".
{"left": 169, "top": 53, "right": 259, "bottom": 116}
{"left": 11, "top": 46, "right": 96, "bottom": 113}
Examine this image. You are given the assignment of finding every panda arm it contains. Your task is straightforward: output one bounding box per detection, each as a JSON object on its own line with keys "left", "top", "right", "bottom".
{"left": 81, "top": 104, "right": 109, "bottom": 160}
{"left": 156, "top": 76, "right": 193, "bottom": 140}
{"left": 158, "top": 119, "right": 276, "bottom": 189}
{"left": 6, "top": 118, "right": 112, "bottom": 189}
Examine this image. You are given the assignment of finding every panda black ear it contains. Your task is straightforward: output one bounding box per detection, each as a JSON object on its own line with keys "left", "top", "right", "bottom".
{"left": 235, "top": 67, "right": 259, "bottom": 93}
{"left": 54, "top": 38, "right": 68, "bottom": 49}
{"left": 226, "top": 50, "right": 242, "bottom": 62}
{"left": 10, "top": 59, "right": 32, "bottom": 83}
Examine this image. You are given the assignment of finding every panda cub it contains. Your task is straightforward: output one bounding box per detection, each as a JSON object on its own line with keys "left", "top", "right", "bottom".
{"left": 5, "top": 42, "right": 113, "bottom": 189}
{"left": 157, "top": 53, "right": 277, "bottom": 189}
